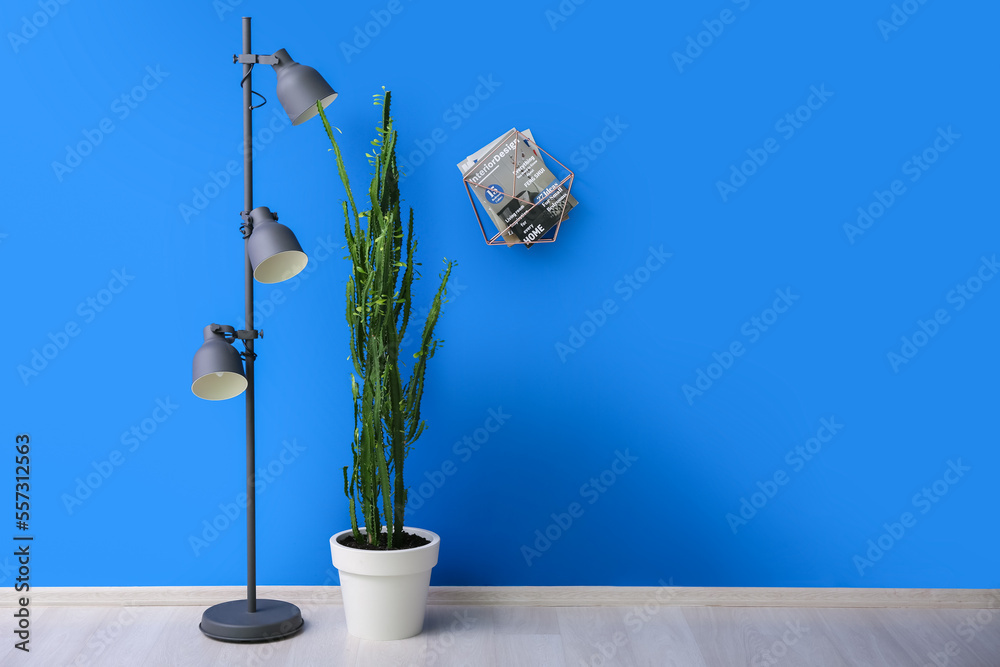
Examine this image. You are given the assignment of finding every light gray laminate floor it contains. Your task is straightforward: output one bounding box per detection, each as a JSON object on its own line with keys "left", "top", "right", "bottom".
{"left": 7, "top": 604, "right": 1000, "bottom": 666}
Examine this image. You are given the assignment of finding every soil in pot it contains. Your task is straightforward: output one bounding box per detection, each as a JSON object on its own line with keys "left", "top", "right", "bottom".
{"left": 337, "top": 530, "right": 430, "bottom": 551}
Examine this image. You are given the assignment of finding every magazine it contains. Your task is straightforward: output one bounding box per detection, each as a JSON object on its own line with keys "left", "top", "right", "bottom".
{"left": 459, "top": 128, "right": 575, "bottom": 247}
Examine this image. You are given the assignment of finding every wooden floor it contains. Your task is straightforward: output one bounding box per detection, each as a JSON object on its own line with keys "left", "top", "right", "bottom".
{"left": 6, "top": 603, "right": 1000, "bottom": 666}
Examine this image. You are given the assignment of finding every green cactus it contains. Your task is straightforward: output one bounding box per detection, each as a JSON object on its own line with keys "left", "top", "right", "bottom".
{"left": 318, "top": 91, "right": 453, "bottom": 549}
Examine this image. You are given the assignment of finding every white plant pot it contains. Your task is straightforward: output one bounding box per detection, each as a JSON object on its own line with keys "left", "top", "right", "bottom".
{"left": 330, "top": 526, "right": 440, "bottom": 641}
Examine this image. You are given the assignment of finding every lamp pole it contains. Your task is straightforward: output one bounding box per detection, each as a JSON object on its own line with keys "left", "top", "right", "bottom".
{"left": 241, "top": 15, "right": 258, "bottom": 617}
{"left": 192, "top": 15, "right": 337, "bottom": 642}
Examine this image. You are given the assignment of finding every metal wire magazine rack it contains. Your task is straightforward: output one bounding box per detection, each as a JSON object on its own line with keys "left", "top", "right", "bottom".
{"left": 460, "top": 129, "right": 576, "bottom": 247}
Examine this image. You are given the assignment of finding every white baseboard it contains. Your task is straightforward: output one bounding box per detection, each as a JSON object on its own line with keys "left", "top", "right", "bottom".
{"left": 11, "top": 586, "right": 998, "bottom": 609}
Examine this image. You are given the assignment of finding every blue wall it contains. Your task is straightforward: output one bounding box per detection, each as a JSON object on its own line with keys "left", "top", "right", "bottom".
{"left": 4, "top": 0, "right": 997, "bottom": 589}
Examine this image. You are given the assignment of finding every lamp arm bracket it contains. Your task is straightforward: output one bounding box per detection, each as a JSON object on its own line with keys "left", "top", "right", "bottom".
{"left": 236, "top": 329, "right": 262, "bottom": 341}
{"left": 234, "top": 54, "right": 279, "bottom": 65}
{"left": 240, "top": 210, "right": 253, "bottom": 238}
{"left": 209, "top": 323, "right": 238, "bottom": 342}
{"left": 239, "top": 209, "right": 279, "bottom": 238}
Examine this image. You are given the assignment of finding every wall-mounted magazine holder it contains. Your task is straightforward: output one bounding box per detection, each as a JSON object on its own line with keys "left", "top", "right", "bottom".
{"left": 460, "top": 130, "right": 575, "bottom": 248}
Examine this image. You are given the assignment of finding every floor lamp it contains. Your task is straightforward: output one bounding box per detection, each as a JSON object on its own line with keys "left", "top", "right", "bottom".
{"left": 190, "top": 16, "right": 337, "bottom": 643}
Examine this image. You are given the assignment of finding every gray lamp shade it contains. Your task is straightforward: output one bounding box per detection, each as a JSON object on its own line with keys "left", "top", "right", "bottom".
{"left": 246, "top": 206, "right": 309, "bottom": 284}
{"left": 271, "top": 48, "right": 338, "bottom": 126}
{"left": 192, "top": 325, "right": 248, "bottom": 401}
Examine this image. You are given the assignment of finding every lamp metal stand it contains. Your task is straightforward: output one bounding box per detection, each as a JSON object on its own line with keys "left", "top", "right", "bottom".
{"left": 198, "top": 16, "right": 304, "bottom": 643}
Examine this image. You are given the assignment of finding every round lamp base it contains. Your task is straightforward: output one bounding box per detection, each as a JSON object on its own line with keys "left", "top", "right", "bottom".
{"left": 200, "top": 599, "right": 303, "bottom": 643}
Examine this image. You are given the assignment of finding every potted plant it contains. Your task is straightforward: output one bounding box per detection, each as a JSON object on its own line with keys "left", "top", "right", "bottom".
{"left": 317, "top": 90, "right": 454, "bottom": 641}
